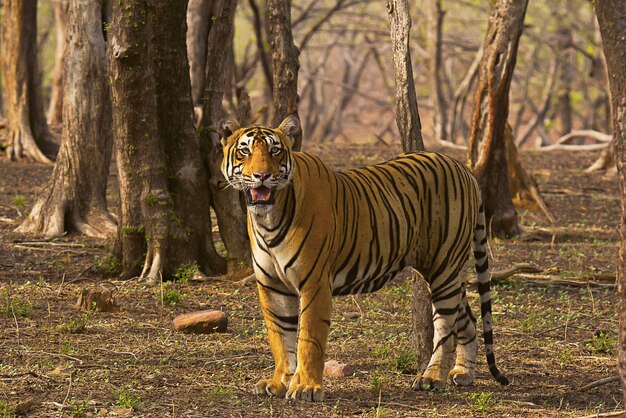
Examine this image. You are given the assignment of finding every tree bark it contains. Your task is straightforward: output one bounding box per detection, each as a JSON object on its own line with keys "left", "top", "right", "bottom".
{"left": 387, "top": 0, "right": 431, "bottom": 376}
{"left": 467, "top": 0, "right": 528, "bottom": 238}
{"left": 267, "top": 0, "right": 302, "bottom": 150}
{"left": 17, "top": 0, "right": 115, "bottom": 238}
{"left": 109, "top": 0, "right": 227, "bottom": 281}
{"left": 47, "top": 0, "right": 69, "bottom": 126}
{"left": 186, "top": 0, "right": 215, "bottom": 115}
{"left": 198, "top": 0, "right": 251, "bottom": 264}
{"left": 428, "top": 0, "right": 448, "bottom": 142}
{"left": 593, "top": 0, "right": 626, "bottom": 404}
{"left": 1, "top": 0, "right": 59, "bottom": 163}
{"left": 387, "top": 0, "right": 424, "bottom": 152}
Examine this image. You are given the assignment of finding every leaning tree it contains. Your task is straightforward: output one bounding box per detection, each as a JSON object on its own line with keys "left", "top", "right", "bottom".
{"left": 1, "top": 0, "right": 59, "bottom": 162}
{"left": 467, "top": 0, "right": 529, "bottom": 238}
{"left": 17, "top": 0, "right": 116, "bottom": 238}
{"left": 593, "top": 0, "right": 626, "bottom": 404}
{"left": 109, "top": 0, "right": 226, "bottom": 280}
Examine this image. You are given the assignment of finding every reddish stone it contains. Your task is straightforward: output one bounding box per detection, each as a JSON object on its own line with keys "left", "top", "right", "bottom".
{"left": 324, "top": 360, "right": 354, "bottom": 378}
{"left": 173, "top": 310, "right": 228, "bottom": 334}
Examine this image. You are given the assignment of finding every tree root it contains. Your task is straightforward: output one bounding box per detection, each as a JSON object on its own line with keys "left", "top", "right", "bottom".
{"left": 140, "top": 247, "right": 163, "bottom": 285}
{"left": 16, "top": 197, "right": 116, "bottom": 238}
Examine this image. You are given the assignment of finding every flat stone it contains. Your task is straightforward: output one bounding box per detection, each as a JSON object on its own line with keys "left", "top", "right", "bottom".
{"left": 173, "top": 310, "right": 228, "bottom": 334}
{"left": 343, "top": 311, "right": 360, "bottom": 319}
{"left": 324, "top": 360, "right": 354, "bottom": 378}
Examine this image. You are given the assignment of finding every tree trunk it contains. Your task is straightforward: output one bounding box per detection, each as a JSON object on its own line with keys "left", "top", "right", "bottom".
{"left": 186, "top": 0, "right": 214, "bottom": 116}
{"left": 47, "top": 0, "right": 69, "bottom": 127}
{"left": 1, "top": 0, "right": 59, "bottom": 163}
{"left": 467, "top": 0, "right": 528, "bottom": 238}
{"left": 593, "top": 0, "right": 626, "bottom": 404}
{"left": 267, "top": 0, "right": 302, "bottom": 150}
{"left": 17, "top": 0, "right": 115, "bottom": 238}
{"left": 198, "top": 0, "right": 251, "bottom": 265}
{"left": 428, "top": 0, "right": 448, "bottom": 142}
{"left": 109, "top": 0, "right": 227, "bottom": 281}
{"left": 387, "top": 0, "right": 431, "bottom": 376}
{"left": 556, "top": 22, "right": 574, "bottom": 137}
{"left": 387, "top": 0, "right": 424, "bottom": 153}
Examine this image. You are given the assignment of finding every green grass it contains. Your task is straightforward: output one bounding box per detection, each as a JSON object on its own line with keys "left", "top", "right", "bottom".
{"left": 468, "top": 391, "right": 495, "bottom": 414}
{"left": 394, "top": 350, "right": 416, "bottom": 374}
{"left": 114, "top": 387, "right": 141, "bottom": 409}
{"left": 12, "top": 195, "right": 26, "bottom": 210}
{"left": 174, "top": 262, "right": 198, "bottom": 283}
{"left": 57, "top": 311, "right": 94, "bottom": 334}
{"left": 1, "top": 292, "right": 32, "bottom": 318}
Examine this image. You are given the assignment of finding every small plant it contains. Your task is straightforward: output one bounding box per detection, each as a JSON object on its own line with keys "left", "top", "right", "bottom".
{"left": 204, "top": 385, "right": 232, "bottom": 403}
{"left": 468, "top": 391, "right": 494, "bottom": 414}
{"left": 174, "top": 262, "right": 198, "bottom": 283}
{"left": 557, "top": 347, "right": 574, "bottom": 366}
{"left": 114, "top": 387, "right": 141, "bottom": 409}
{"left": 0, "top": 401, "right": 16, "bottom": 418}
{"left": 1, "top": 292, "right": 32, "bottom": 318}
{"left": 58, "top": 311, "right": 94, "bottom": 334}
{"left": 370, "top": 373, "right": 385, "bottom": 393}
{"left": 71, "top": 399, "right": 89, "bottom": 418}
{"left": 93, "top": 254, "right": 121, "bottom": 276}
{"left": 587, "top": 331, "right": 616, "bottom": 354}
{"left": 394, "top": 351, "right": 416, "bottom": 374}
{"left": 162, "top": 286, "right": 186, "bottom": 307}
{"left": 60, "top": 341, "right": 76, "bottom": 356}
{"left": 12, "top": 195, "right": 26, "bottom": 210}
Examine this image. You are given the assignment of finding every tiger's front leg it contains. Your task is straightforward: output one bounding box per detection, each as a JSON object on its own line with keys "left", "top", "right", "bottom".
{"left": 255, "top": 280, "right": 299, "bottom": 398}
{"left": 287, "top": 279, "right": 332, "bottom": 402}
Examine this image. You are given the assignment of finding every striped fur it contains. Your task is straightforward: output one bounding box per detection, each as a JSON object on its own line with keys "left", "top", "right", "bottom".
{"left": 220, "top": 115, "right": 508, "bottom": 401}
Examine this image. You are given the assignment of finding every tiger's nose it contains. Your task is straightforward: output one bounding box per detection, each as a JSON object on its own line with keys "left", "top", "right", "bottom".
{"left": 253, "top": 172, "right": 271, "bottom": 181}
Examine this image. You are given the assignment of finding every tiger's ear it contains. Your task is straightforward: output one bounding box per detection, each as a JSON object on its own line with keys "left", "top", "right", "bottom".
{"left": 276, "top": 114, "right": 301, "bottom": 148}
{"left": 217, "top": 117, "right": 240, "bottom": 147}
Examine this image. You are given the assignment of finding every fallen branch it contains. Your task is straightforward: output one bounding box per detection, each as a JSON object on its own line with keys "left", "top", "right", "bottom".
{"left": 576, "top": 411, "right": 625, "bottom": 418}
{"left": 554, "top": 129, "right": 612, "bottom": 145}
{"left": 579, "top": 375, "right": 620, "bottom": 391}
{"left": 537, "top": 142, "right": 609, "bottom": 152}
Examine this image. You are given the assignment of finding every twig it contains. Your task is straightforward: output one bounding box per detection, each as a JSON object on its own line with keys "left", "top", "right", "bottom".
{"left": 579, "top": 375, "right": 620, "bottom": 391}
{"left": 576, "top": 411, "right": 624, "bottom": 418}
{"left": 60, "top": 371, "right": 73, "bottom": 413}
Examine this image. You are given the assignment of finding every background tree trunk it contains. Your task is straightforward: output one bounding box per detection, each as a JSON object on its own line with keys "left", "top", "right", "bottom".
{"left": 186, "top": 0, "right": 215, "bottom": 117}
{"left": 267, "top": 0, "right": 302, "bottom": 150}
{"left": 17, "top": 0, "right": 115, "bottom": 238}
{"left": 198, "top": 0, "right": 251, "bottom": 265}
{"left": 1, "top": 0, "right": 58, "bottom": 163}
{"left": 47, "top": 0, "right": 69, "bottom": 127}
{"left": 593, "top": 0, "right": 626, "bottom": 404}
{"left": 387, "top": 0, "right": 424, "bottom": 152}
{"left": 109, "top": 0, "right": 227, "bottom": 281}
{"left": 467, "top": 0, "right": 528, "bottom": 238}
{"left": 387, "top": 0, "right": 431, "bottom": 377}
{"left": 428, "top": 0, "right": 447, "bottom": 142}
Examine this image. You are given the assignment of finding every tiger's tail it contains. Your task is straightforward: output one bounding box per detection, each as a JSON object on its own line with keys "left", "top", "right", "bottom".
{"left": 472, "top": 202, "right": 510, "bottom": 385}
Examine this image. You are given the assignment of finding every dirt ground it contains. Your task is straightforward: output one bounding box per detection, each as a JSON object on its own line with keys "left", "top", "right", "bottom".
{"left": 0, "top": 145, "right": 622, "bottom": 417}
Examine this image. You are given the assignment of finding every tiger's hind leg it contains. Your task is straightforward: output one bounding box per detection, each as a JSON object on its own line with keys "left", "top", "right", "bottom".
{"left": 448, "top": 288, "right": 477, "bottom": 386}
{"left": 413, "top": 268, "right": 463, "bottom": 391}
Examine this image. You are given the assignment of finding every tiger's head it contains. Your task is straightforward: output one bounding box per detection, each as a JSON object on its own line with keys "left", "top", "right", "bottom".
{"left": 218, "top": 114, "right": 301, "bottom": 214}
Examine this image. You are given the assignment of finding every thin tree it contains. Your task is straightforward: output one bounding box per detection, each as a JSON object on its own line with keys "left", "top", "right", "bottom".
{"left": 187, "top": 0, "right": 215, "bottom": 119}
{"left": 387, "top": 0, "right": 431, "bottom": 379}
{"left": 1, "top": 0, "right": 58, "bottom": 162}
{"left": 47, "top": 0, "right": 69, "bottom": 126}
{"left": 109, "top": 0, "right": 226, "bottom": 281}
{"left": 17, "top": 0, "right": 115, "bottom": 238}
{"left": 593, "top": 0, "right": 626, "bottom": 403}
{"left": 267, "top": 0, "right": 302, "bottom": 150}
{"left": 467, "top": 0, "right": 529, "bottom": 238}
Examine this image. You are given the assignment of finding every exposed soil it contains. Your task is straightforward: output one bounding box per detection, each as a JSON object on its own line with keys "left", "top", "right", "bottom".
{"left": 0, "top": 145, "right": 622, "bottom": 417}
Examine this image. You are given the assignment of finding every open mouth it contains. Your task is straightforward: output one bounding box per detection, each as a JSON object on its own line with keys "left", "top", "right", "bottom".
{"left": 245, "top": 185, "right": 274, "bottom": 206}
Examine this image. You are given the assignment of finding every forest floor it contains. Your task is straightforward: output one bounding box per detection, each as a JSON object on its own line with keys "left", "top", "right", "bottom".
{"left": 0, "top": 144, "right": 622, "bottom": 417}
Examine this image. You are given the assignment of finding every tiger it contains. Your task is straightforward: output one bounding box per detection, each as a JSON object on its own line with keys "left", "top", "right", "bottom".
{"left": 218, "top": 114, "right": 509, "bottom": 402}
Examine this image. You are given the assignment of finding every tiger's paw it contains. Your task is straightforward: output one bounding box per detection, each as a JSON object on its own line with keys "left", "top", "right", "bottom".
{"left": 448, "top": 366, "right": 475, "bottom": 386}
{"left": 254, "top": 379, "right": 287, "bottom": 398}
{"left": 286, "top": 383, "right": 324, "bottom": 402}
{"left": 411, "top": 373, "right": 446, "bottom": 391}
